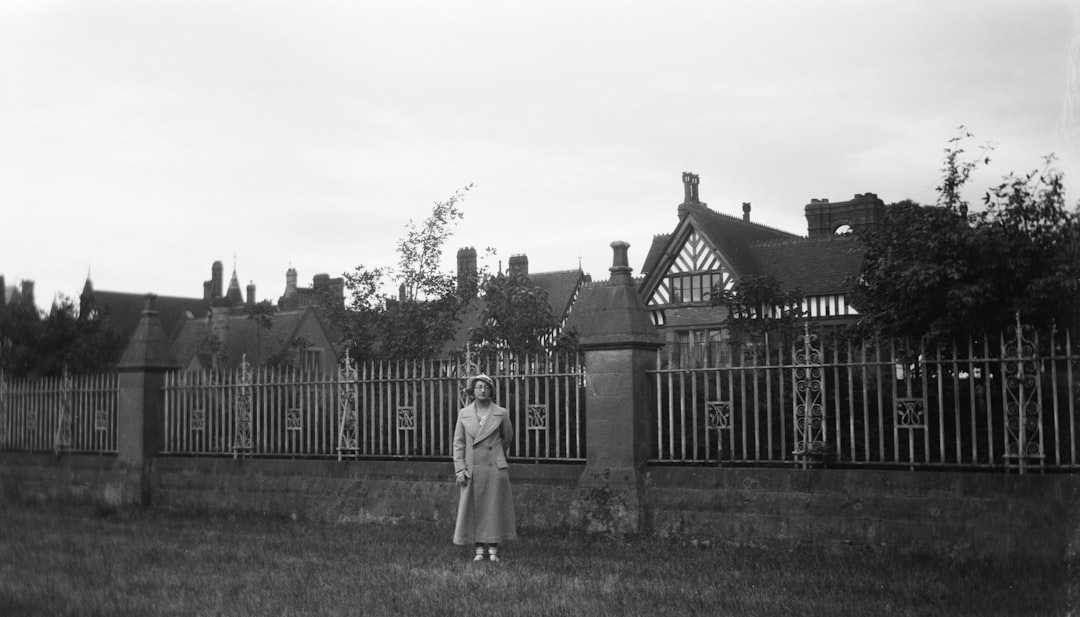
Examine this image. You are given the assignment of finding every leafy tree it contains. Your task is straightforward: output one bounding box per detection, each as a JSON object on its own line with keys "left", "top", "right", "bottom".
{"left": 329, "top": 185, "right": 474, "bottom": 361}
{"left": 715, "top": 274, "right": 806, "bottom": 345}
{"left": 0, "top": 297, "right": 43, "bottom": 377}
{"left": 852, "top": 130, "right": 1080, "bottom": 339}
{"left": 0, "top": 296, "right": 125, "bottom": 378}
{"left": 245, "top": 299, "right": 276, "bottom": 365}
{"left": 468, "top": 270, "right": 566, "bottom": 355}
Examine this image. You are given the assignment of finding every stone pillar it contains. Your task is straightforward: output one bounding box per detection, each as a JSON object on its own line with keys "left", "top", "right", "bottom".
{"left": 115, "top": 295, "right": 179, "bottom": 506}
{"left": 573, "top": 241, "right": 661, "bottom": 533}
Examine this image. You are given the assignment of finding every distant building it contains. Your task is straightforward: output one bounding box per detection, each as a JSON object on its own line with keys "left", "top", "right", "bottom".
{"left": 77, "top": 260, "right": 340, "bottom": 371}
{"left": 637, "top": 172, "right": 879, "bottom": 365}
{"left": 446, "top": 248, "right": 591, "bottom": 353}
{"left": 278, "top": 268, "right": 344, "bottom": 312}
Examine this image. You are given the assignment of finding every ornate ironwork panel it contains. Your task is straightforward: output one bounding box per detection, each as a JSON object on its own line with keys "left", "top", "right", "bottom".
{"left": 54, "top": 369, "right": 73, "bottom": 452}
{"left": 191, "top": 409, "right": 206, "bottom": 431}
{"left": 337, "top": 349, "right": 359, "bottom": 459}
{"left": 397, "top": 406, "right": 416, "bottom": 430}
{"left": 894, "top": 398, "right": 926, "bottom": 429}
{"left": 94, "top": 408, "right": 109, "bottom": 432}
{"left": 527, "top": 404, "right": 548, "bottom": 431}
{"left": 1003, "top": 317, "right": 1043, "bottom": 470}
{"left": 286, "top": 408, "right": 302, "bottom": 431}
{"left": 232, "top": 357, "right": 253, "bottom": 455}
{"left": 792, "top": 325, "right": 826, "bottom": 462}
{"left": 706, "top": 401, "right": 732, "bottom": 430}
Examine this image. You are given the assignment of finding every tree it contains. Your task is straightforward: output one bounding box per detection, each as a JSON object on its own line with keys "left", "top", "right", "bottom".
{"left": 0, "top": 296, "right": 125, "bottom": 378}
{"left": 852, "top": 130, "right": 1080, "bottom": 339}
{"left": 245, "top": 299, "right": 276, "bottom": 365}
{"left": 715, "top": 274, "right": 806, "bottom": 345}
{"left": 468, "top": 270, "right": 566, "bottom": 355}
{"left": 329, "top": 185, "right": 475, "bottom": 361}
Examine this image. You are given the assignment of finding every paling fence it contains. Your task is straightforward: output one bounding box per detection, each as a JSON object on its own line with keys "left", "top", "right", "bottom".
{"left": 649, "top": 322, "right": 1080, "bottom": 473}
{"left": 162, "top": 351, "right": 586, "bottom": 462}
{"left": 0, "top": 371, "right": 119, "bottom": 454}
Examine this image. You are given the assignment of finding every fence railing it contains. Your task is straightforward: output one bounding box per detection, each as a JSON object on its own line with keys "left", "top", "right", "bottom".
{"left": 648, "top": 322, "right": 1080, "bottom": 473}
{"left": 162, "top": 351, "right": 586, "bottom": 461}
{"left": 0, "top": 371, "right": 119, "bottom": 454}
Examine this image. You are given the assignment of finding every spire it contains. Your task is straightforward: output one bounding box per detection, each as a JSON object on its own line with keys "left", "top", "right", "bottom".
{"left": 226, "top": 266, "right": 243, "bottom": 305}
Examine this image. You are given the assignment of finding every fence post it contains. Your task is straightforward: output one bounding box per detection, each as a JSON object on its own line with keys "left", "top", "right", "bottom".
{"left": 115, "top": 295, "right": 179, "bottom": 506}
{"left": 573, "top": 241, "right": 661, "bottom": 533}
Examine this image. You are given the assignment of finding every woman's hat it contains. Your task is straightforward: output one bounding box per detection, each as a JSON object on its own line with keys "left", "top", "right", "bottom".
{"left": 467, "top": 374, "right": 494, "bottom": 392}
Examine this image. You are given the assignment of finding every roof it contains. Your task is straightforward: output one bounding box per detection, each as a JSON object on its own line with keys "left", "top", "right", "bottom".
{"left": 640, "top": 203, "right": 798, "bottom": 280}
{"left": 747, "top": 236, "right": 864, "bottom": 295}
{"left": 639, "top": 202, "right": 865, "bottom": 299}
{"left": 440, "top": 269, "right": 590, "bottom": 354}
{"left": 91, "top": 290, "right": 209, "bottom": 342}
{"left": 527, "top": 269, "right": 589, "bottom": 320}
{"left": 170, "top": 307, "right": 321, "bottom": 368}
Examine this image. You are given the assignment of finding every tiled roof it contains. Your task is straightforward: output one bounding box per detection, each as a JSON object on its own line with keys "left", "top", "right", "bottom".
{"left": 91, "top": 290, "right": 208, "bottom": 342}
{"left": 170, "top": 308, "right": 314, "bottom": 368}
{"left": 528, "top": 270, "right": 589, "bottom": 319}
{"left": 685, "top": 203, "right": 799, "bottom": 276}
{"left": 748, "top": 236, "right": 865, "bottom": 295}
{"left": 639, "top": 202, "right": 866, "bottom": 299}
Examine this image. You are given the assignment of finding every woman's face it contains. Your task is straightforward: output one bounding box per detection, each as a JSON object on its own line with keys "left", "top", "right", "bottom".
{"left": 473, "top": 381, "right": 491, "bottom": 401}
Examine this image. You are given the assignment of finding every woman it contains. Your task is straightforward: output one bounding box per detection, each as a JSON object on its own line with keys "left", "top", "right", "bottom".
{"left": 452, "top": 373, "right": 516, "bottom": 561}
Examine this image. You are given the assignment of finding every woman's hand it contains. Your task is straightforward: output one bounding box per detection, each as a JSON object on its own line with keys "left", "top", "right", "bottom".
{"left": 455, "top": 470, "right": 469, "bottom": 487}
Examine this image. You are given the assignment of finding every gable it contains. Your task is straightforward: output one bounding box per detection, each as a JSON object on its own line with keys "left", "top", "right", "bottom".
{"left": 644, "top": 226, "right": 735, "bottom": 308}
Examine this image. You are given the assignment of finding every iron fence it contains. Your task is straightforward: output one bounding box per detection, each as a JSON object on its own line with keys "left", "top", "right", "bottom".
{"left": 162, "top": 351, "right": 586, "bottom": 461}
{"left": 649, "top": 321, "right": 1080, "bottom": 473}
{"left": 0, "top": 371, "right": 119, "bottom": 454}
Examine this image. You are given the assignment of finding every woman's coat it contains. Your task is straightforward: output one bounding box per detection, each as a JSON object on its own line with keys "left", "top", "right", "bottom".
{"left": 453, "top": 401, "right": 517, "bottom": 545}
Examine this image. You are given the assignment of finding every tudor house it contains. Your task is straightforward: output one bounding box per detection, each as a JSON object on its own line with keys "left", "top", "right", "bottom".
{"left": 638, "top": 172, "right": 881, "bottom": 366}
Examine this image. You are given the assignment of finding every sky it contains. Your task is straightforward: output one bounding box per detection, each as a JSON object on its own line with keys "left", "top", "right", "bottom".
{"left": 2, "top": 0, "right": 1079, "bottom": 312}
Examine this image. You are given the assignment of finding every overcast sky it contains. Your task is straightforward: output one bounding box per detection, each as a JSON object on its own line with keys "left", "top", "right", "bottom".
{"left": 3, "top": 0, "right": 1078, "bottom": 311}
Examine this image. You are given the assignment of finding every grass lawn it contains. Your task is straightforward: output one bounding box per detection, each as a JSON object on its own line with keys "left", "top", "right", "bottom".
{"left": 0, "top": 500, "right": 1073, "bottom": 617}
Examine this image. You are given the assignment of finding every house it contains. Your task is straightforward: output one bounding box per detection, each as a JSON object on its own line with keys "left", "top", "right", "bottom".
{"left": 170, "top": 304, "right": 338, "bottom": 373}
{"left": 637, "top": 172, "right": 879, "bottom": 364}
{"left": 444, "top": 248, "right": 591, "bottom": 353}
{"left": 78, "top": 260, "right": 341, "bottom": 372}
{"left": 1, "top": 276, "right": 35, "bottom": 308}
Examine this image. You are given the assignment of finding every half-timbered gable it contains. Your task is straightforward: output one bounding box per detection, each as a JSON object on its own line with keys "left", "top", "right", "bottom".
{"left": 639, "top": 173, "right": 879, "bottom": 366}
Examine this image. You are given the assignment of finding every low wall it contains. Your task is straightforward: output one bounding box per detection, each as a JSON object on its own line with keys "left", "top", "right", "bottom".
{"left": 645, "top": 466, "right": 1080, "bottom": 558}
{"left": 3, "top": 453, "right": 1079, "bottom": 560}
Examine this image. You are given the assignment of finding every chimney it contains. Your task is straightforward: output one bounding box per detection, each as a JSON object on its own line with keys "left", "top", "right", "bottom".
{"left": 742, "top": 202, "right": 751, "bottom": 222}
{"left": 20, "top": 280, "right": 34, "bottom": 306}
{"left": 609, "top": 241, "right": 633, "bottom": 285}
{"left": 0, "top": 274, "right": 6, "bottom": 307}
{"left": 681, "top": 172, "right": 700, "bottom": 204}
{"left": 203, "top": 280, "right": 212, "bottom": 301}
{"left": 456, "top": 247, "right": 478, "bottom": 298}
{"left": 508, "top": 254, "right": 529, "bottom": 277}
{"left": 212, "top": 261, "right": 224, "bottom": 299}
{"left": 246, "top": 281, "right": 255, "bottom": 306}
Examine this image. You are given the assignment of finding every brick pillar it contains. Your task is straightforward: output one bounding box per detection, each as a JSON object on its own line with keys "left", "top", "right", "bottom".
{"left": 573, "top": 241, "right": 661, "bottom": 533}
{"left": 115, "top": 294, "right": 179, "bottom": 506}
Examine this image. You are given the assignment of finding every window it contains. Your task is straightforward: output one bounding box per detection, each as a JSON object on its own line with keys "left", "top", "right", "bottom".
{"left": 669, "top": 328, "right": 732, "bottom": 368}
{"left": 301, "top": 348, "right": 323, "bottom": 373}
{"left": 669, "top": 272, "right": 726, "bottom": 304}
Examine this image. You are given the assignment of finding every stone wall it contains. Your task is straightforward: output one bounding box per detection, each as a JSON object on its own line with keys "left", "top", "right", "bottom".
{"left": 4, "top": 451, "right": 1079, "bottom": 560}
